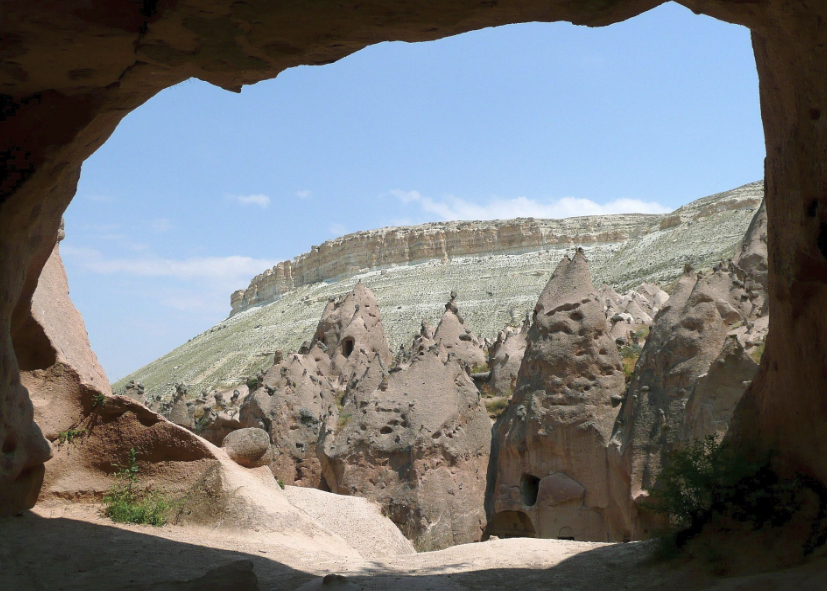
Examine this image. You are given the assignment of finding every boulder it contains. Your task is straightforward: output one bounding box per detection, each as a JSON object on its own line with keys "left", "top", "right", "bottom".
{"left": 221, "top": 427, "right": 271, "bottom": 468}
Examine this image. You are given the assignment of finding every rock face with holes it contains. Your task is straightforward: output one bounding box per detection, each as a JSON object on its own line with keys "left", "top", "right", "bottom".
{"left": 237, "top": 283, "right": 390, "bottom": 487}
{"left": 614, "top": 206, "right": 768, "bottom": 535}
{"left": 488, "top": 250, "right": 628, "bottom": 542}
{"left": 318, "top": 339, "right": 491, "bottom": 551}
{"left": 239, "top": 352, "right": 337, "bottom": 487}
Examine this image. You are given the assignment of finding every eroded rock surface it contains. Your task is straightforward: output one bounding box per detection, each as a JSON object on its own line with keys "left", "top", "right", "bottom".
{"left": 318, "top": 343, "right": 491, "bottom": 551}
{"left": 489, "top": 250, "right": 628, "bottom": 542}
{"left": 613, "top": 205, "right": 769, "bottom": 535}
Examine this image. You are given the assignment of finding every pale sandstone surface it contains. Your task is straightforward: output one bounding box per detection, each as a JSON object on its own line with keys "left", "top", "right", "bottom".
{"left": 119, "top": 184, "right": 761, "bottom": 405}
{"left": 2, "top": 503, "right": 826, "bottom": 591}
{"left": 489, "top": 251, "right": 629, "bottom": 542}
{"left": 283, "top": 486, "right": 416, "bottom": 559}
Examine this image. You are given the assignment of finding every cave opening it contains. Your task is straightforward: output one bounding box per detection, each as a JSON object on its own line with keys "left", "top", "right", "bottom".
{"left": 520, "top": 473, "right": 541, "bottom": 507}
{"left": 341, "top": 337, "right": 355, "bottom": 358}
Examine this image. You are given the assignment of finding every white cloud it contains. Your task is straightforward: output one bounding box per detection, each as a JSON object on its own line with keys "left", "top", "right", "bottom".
{"left": 296, "top": 190, "right": 311, "bottom": 199}
{"left": 61, "top": 245, "right": 277, "bottom": 290}
{"left": 228, "top": 193, "right": 271, "bottom": 208}
{"left": 329, "top": 223, "right": 347, "bottom": 236}
{"left": 150, "top": 218, "right": 174, "bottom": 233}
{"left": 390, "top": 189, "right": 670, "bottom": 221}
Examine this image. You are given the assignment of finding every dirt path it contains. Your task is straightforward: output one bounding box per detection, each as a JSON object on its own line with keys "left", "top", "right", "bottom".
{"left": 2, "top": 503, "right": 826, "bottom": 591}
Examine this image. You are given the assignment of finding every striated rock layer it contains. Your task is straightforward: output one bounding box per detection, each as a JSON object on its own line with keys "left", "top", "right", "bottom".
{"left": 120, "top": 183, "right": 761, "bottom": 404}
{"left": 231, "top": 184, "right": 762, "bottom": 316}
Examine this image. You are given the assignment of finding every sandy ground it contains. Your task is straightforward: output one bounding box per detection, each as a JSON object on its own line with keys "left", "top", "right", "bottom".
{"left": 3, "top": 502, "right": 827, "bottom": 591}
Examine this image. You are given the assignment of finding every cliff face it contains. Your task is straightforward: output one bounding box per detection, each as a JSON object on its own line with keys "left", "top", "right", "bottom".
{"left": 119, "top": 182, "right": 762, "bottom": 405}
{"left": 231, "top": 184, "right": 762, "bottom": 316}
{"left": 231, "top": 216, "right": 658, "bottom": 315}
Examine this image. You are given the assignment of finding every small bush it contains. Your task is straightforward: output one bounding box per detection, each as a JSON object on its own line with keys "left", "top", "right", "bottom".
{"left": 277, "top": 479, "right": 285, "bottom": 489}
{"left": 92, "top": 393, "right": 107, "bottom": 408}
{"left": 750, "top": 342, "right": 766, "bottom": 364}
{"left": 337, "top": 413, "right": 352, "bottom": 430}
{"left": 58, "top": 428, "right": 86, "bottom": 444}
{"left": 470, "top": 363, "right": 490, "bottom": 374}
{"left": 645, "top": 436, "right": 799, "bottom": 546}
{"left": 103, "top": 448, "right": 173, "bottom": 526}
{"left": 620, "top": 345, "right": 642, "bottom": 383}
{"left": 485, "top": 398, "right": 509, "bottom": 417}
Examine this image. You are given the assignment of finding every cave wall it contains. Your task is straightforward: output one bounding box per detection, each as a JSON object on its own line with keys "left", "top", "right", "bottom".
{"left": 2, "top": 0, "right": 826, "bottom": 514}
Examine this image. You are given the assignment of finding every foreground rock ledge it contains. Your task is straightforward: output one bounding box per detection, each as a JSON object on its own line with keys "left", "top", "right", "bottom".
{"left": 3, "top": 0, "right": 827, "bottom": 516}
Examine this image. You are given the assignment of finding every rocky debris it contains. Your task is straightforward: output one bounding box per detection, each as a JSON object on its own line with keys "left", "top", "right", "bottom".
{"left": 221, "top": 427, "right": 272, "bottom": 468}
{"left": 487, "top": 318, "right": 530, "bottom": 397}
{"left": 489, "top": 250, "right": 628, "bottom": 542}
{"left": 318, "top": 343, "right": 491, "bottom": 551}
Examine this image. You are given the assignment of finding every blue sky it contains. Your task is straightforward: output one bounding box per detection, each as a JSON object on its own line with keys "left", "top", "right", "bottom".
{"left": 61, "top": 3, "right": 764, "bottom": 381}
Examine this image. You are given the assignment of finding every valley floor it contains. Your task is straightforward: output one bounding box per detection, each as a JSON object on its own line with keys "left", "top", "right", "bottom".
{"left": 3, "top": 502, "right": 826, "bottom": 591}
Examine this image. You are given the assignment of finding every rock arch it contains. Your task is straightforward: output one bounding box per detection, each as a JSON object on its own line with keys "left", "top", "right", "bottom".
{"left": 2, "top": 0, "right": 827, "bottom": 515}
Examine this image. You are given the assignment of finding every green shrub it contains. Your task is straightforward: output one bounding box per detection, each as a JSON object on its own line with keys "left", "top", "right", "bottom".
{"left": 103, "top": 448, "right": 173, "bottom": 526}
{"left": 485, "top": 398, "right": 509, "bottom": 417}
{"left": 750, "top": 342, "right": 766, "bottom": 364}
{"left": 58, "top": 428, "right": 86, "bottom": 444}
{"left": 645, "top": 436, "right": 799, "bottom": 545}
{"left": 620, "top": 345, "right": 642, "bottom": 384}
{"left": 277, "top": 478, "right": 285, "bottom": 489}
{"left": 337, "top": 412, "right": 352, "bottom": 430}
{"left": 92, "top": 393, "right": 107, "bottom": 408}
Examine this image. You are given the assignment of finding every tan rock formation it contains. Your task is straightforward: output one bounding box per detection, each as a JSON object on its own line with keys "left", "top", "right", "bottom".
{"left": 2, "top": 0, "right": 827, "bottom": 530}
{"left": 489, "top": 250, "right": 628, "bottom": 542}
{"left": 307, "top": 282, "right": 393, "bottom": 385}
{"left": 318, "top": 344, "right": 491, "bottom": 551}
{"left": 240, "top": 352, "right": 336, "bottom": 487}
{"left": 488, "top": 319, "right": 530, "bottom": 397}
{"left": 431, "top": 293, "right": 489, "bottom": 369}
{"left": 614, "top": 253, "right": 768, "bottom": 536}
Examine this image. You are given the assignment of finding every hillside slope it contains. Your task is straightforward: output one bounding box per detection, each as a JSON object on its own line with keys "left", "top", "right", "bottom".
{"left": 116, "top": 182, "right": 762, "bottom": 402}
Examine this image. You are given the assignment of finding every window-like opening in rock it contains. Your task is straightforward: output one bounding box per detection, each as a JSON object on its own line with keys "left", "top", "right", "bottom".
{"left": 342, "top": 337, "right": 355, "bottom": 358}
{"left": 486, "top": 511, "right": 537, "bottom": 539}
{"left": 558, "top": 526, "right": 575, "bottom": 541}
{"left": 520, "top": 473, "right": 541, "bottom": 506}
